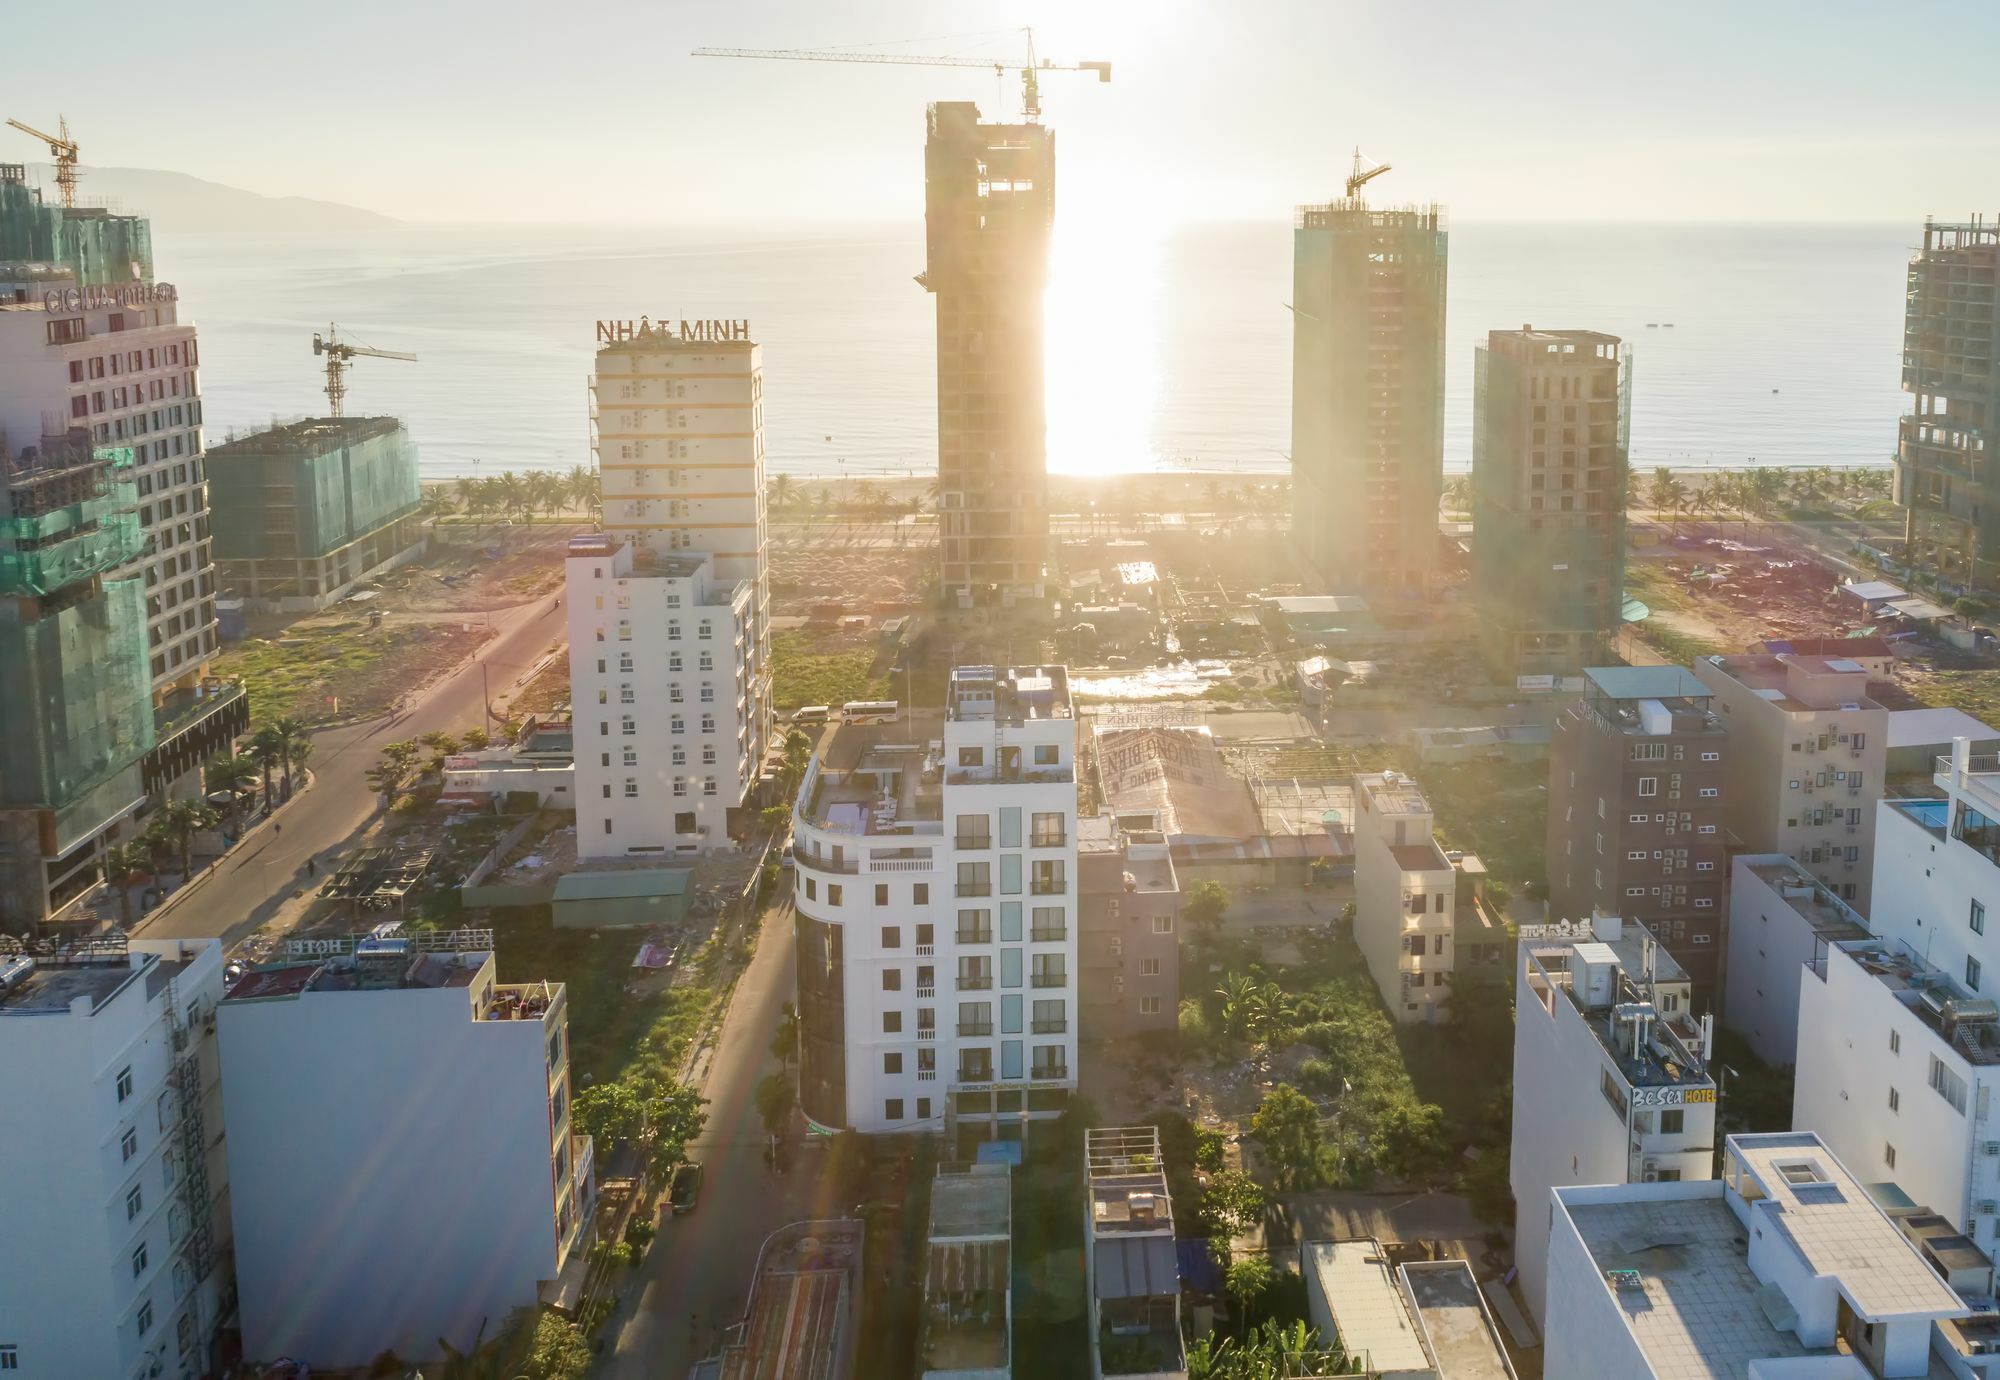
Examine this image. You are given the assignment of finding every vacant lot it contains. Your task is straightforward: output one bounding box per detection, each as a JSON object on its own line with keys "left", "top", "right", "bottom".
{"left": 771, "top": 630, "right": 889, "bottom": 711}
{"left": 215, "top": 616, "right": 493, "bottom": 728}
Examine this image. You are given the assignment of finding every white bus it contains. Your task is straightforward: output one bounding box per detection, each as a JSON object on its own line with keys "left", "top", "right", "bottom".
{"left": 841, "top": 701, "right": 899, "bottom": 724}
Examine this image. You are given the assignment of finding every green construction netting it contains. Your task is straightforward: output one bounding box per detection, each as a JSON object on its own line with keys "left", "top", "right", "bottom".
{"left": 211, "top": 421, "right": 420, "bottom": 561}
{"left": 0, "top": 576, "right": 155, "bottom": 813}
{"left": 0, "top": 184, "right": 155, "bottom": 287}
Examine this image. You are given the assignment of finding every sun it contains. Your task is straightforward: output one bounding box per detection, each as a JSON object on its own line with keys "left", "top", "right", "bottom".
{"left": 1043, "top": 203, "right": 1163, "bottom": 477}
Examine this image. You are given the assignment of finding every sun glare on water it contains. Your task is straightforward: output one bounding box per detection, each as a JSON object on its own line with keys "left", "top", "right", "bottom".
{"left": 1044, "top": 209, "right": 1163, "bottom": 477}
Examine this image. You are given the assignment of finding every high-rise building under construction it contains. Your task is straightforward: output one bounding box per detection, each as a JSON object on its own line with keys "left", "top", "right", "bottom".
{"left": 1896, "top": 216, "right": 2000, "bottom": 590}
{"left": 1290, "top": 197, "right": 1447, "bottom": 595}
{"left": 923, "top": 102, "right": 1053, "bottom": 607}
{"left": 1473, "top": 327, "right": 1631, "bottom": 676}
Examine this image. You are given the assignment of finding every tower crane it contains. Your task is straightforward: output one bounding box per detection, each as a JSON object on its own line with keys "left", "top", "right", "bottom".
{"left": 313, "top": 325, "right": 416, "bottom": 418}
{"left": 693, "top": 28, "right": 1110, "bottom": 123}
{"left": 5, "top": 116, "right": 80, "bottom": 208}
{"left": 1345, "top": 147, "right": 1391, "bottom": 201}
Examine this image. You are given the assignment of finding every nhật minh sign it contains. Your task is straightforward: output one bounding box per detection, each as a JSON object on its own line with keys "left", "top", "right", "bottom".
{"left": 595, "top": 318, "right": 751, "bottom": 345}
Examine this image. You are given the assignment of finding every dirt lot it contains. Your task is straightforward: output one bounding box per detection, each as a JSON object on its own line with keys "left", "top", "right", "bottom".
{"left": 1627, "top": 533, "right": 1857, "bottom": 654}
{"left": 767, "top": 516, "right": 930, "bottom": 614}
{"left": 366, "top": 522, "right": 581, "bottom": 614}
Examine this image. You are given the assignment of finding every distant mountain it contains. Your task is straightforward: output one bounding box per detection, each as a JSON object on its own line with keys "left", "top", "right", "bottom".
{"left": 25, "top": 164, "right": 398, "bottom": 232}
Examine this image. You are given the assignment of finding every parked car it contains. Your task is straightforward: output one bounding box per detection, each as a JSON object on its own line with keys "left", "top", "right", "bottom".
{"left": 669, "top": 1160, "right": 704, "bottom": 1215}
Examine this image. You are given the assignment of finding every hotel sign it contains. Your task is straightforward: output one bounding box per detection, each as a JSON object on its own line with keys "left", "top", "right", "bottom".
{"left": 595, "top": 317, "right": 751, "bottom": 345}
{"left": 42, "top": 282, "right": 176, "bottom": 313}
{"left": 1632, "top": 1085, "right": 1715, "bottom": 1108}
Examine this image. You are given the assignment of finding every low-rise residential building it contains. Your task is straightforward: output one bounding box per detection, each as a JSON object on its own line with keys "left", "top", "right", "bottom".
{"left": 921, "top": 1163, "right": 1012, "bottom": 1380}
{"left": 0, "top": 934, "right": 231, "bottom": 1380}
{"left": 1512, "top": 914, "right": 1716, "bottom": 1325}
{"left": 1085, "top": 1126, "right": 1186, "bottom": 1380}
{"left": 1301, "top": 1239, "right": 1515, "bottom": 1380}
{"left": 567, "top": 534, "right": 763, "bottom": 856}
{"left": 693, "top": 1218, "right": 864, "bottom": 1380}
{"left": 1547, "top": 667, "right": 1732, "bottom": 995}
{"left": 1078, "top": 816, "right": 1180, "bottom": 1043}
{"left": 1543, "top": 1132, "right": 1979, "bottom": 1379}
{"left": 1694, "top": 651, "right": 1888, "bottom": 912}
{"left": 217, "top": 930, "right": 591, "bottom": 1368}
{"left": 1352, "top": 771, "right": 1457, "bottom": 1024}
{"left": 1724, "top": 855, "right": 1869, "bottom": 1067}
{"left": 794, "top": 666, "right": 1079, "bottom": 1135}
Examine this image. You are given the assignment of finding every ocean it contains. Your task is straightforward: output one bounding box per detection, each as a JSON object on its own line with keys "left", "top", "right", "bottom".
{"left": 163, "top": 219, "right": 1914, "bottom": 483}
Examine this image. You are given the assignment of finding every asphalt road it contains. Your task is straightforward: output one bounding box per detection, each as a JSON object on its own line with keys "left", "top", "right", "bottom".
{"left": 138, "top": 593, "right": 569, "bottom": 947}
{"left": 600, "top": 897, "right": 814, "bottom": 1380}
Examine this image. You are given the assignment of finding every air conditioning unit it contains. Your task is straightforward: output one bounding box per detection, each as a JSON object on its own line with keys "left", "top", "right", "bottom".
{"left": 1642, "top": 1170, "right": 1661, "bottom": 1183}
{"left": 1979, "top": 1200, "right": 2000, "bottom": 1217}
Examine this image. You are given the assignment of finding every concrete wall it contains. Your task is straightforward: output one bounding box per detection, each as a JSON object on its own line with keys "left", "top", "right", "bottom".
{"left": 1725, "top": 857, "right": 1824, "bottom": 1068}
{"left": 218, "top": 963, "right": 573, "bottom": 1367}
{"left": 1076, "top": 847, "right": 1179, "bottom": 1042}
{"left": 1542, "top": 1185, "right": 1666, "bottom": 1380}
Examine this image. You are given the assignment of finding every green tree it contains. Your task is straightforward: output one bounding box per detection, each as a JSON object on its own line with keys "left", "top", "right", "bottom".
{"left": 1371, "top": 1098, "right": 1449, "bottom": 1183}
{"left": 248, "top": 725, "right": 286, "bottom": 804}
{"left": 1215, "top": 972, "right": 1257, "bottom": 1042}
{"left": 1187, "top": 1319, "right": 1346, "bottom": 1380}
{"left": 754, "top": 1070, "right": 795, "bottom": 1140}
{"left": 521, "top": 1309, "right": 591, "bottom": 1380}
{"left": 1223, "top": 1254, "right": 1272, "bottom": 1316}
{"left": 1644, "top": 467, "right": 1681, "bottom": 516}
{"left": 768, "top": 472, "right": 798, "bottom": 513}
{"left": 203, "top": 753, "right": 258, "bottom": 830}
{"left": 1243, "top": 982, "right": 1295, "bottom": 1047}
{"left": 1202, "top": 1167, "right": 1266, "bottom": 1239}
{"left": 101, "top": 842, "right": 153, "bottom": 925}
{"left": 1250, "top": 1084, "right": 1324, "bottom": 1189}
{"left": 1184, "top": 879, "right": 1230, "bottom": 940}
{"left": 460, "top": 726, "right": 491, "bottom": 751}
{"left": 770, "top": 999, "right": 799, "bottom": 1067}
{"left": 365, "top": 739, "right": 422, "bottom": 801}
{"left": 150, "top": 798, "right": 220, "bottom": 879}
{"left": 572, "top": 1083, "right": 647, "bottom": 1144}
{"left": 270, "top": 715, "right": 313, "bottom": 796}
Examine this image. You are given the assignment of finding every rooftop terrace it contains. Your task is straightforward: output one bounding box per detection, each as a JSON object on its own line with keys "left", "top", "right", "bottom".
{"left": 946, "top": 664, "right": 1073, "bottom": 723}
{"left": 1816, "top": 937, "right": 2000, "bottom": 1065}
{"left": 1527, "top": 940, "right": 1709, "bottom": 1089}
{"left": 1742, "top": 859, "right": 1870, "bottom": 944}
{"left": 1357, "top": 770, "right": 1430, "bottom": 816}
{"left": 0, "top": 936, "right": 175, "bottom": 1017}
{"left": 1705, "top": 653, "right": 1884, "bottom": 713}
{"left": 797, "top": 712, "right": 946, "bottom": 838}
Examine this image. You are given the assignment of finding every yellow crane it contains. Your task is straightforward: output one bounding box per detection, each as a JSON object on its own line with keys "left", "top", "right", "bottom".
{"left": 693, "top": 27, "right": 1109, "bottom": 123}
{"left": 1345, "top": 147, "right": 1391, "bottom": 200}
{"left": 6, "top": 115, "right": 80, "bottom": 208}
{"left": 313, "top": 325, "right": 416, "bottom": 418}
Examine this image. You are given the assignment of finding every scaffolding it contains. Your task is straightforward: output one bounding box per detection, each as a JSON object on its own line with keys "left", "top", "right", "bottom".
{"left": 0, "top": 180, "right": 155, "bottom": 287}
{"left": 0, "top": 575, "right": 154, "bottom": 812}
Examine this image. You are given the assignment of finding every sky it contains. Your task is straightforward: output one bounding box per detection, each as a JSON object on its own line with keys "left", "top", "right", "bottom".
{"left": 10, "top": 0, "right": 2000, "bottom": 225}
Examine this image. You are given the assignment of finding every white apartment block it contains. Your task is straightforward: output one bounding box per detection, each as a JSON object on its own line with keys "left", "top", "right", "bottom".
{"left": 1512, "top": 914, "right": 1717, "bottom": 1325}
{"left": 1352, "top": 771, "right": 1457, "bottom": 1025}
{"left": 1544, "top": 1133, "right": 1985, "bottom": 1380}
{"left": 0, "top": 245, "right": 216, "bottom": 696}
{"left": 1695, "top": 651, "right": 1887, "bottom": 913}
{"left": 1724, "top": 854, "right": 1869, "bottom": 1067}
{"left": 793, "top": 666, "right": 1080, "bottom": 1135}
{"left": 217, "top": 933, "right": 591, "bottom": 1368}
{"left": 0, "top": 935, "right": 231, "bottom": 1380}
{"left": 590, "top": 324, "right": 770, "bottom": 735}
{"left": 567, "top": 535, "right": 759, "bottom": 854}
{"left": 1794, "top": 740, "right": 2000, "bottom": 1250}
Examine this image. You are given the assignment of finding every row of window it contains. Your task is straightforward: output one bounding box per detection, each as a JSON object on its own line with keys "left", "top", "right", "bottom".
{"left": 953, "top": 810, "right": 1069, "bottom": 848}
{"left": 596, "top": 681, "right": 719, "bottom": 704}
{"left": 593, "top": 652, "right": 716, "bottom": 673}
{"left": 1630, "top": 743, "right": 1722, "bottom": 763}
{"left": 70, "top": 341, "right": 192, "bottom": 379}
{"left": 1636, "top": 777, "right": 1719, "bottom": 799}
{"left": 598, "top": 713, "right": 720, "bottom": 736}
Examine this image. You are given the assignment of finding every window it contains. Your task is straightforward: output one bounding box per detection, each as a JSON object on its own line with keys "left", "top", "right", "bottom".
{"left": 1631, "top": 742, "right": 1667, "bottom": 761}
{"left": 0, "top": 1345, "right": 16, "bottom": 1370}
{"left": 804, "top": 878, "right": 816, "bottom": 900}
{"left": 1890, "top": 1029, "right": 1901, "bottom": 1054}
{"left": 137, "top": 1300, "right": 153, "bottom": 1337}
{"left": 883, "top": 1011, "right": 902, "bottom": 1033}
{"left": 828, "top": 884, "right": 843, "bottom": 906}
{"left": 1034, "top": 744, "right": 1058, "bottom": 765}
{"left": 1660, "top": 1109, "right": 1684, "bottom": 1135}
{"left": 1975, "top": 900, "right": 1987, "bottom": 936}
{"left": 127, "top": 1185, "right": 143, "bottom": 1219}
{"left": 132, "top": 1240, "right": 148, "bottom": 1277}
{"left": 1153, "top": 914, "right": 1174, "bottom": 934}
{"left": 914, "top": 883, "right": 930, "bottom": 906}
{"left": 1701, "top": 751, "right": 1720, "bottom": 762}
{"left": 1140, "top": 957, "right": 1162, "bottom": 976}
{"left": 117, "top": 1065, "right": 134, "bottom": 1102}
{"left": 882, "top": 968, "right": 901, "bottom": 991}
{"left": 1628, "top": 813, "right": 1648, "bottom": 824}
{"left": 624, "top": 778, "right": 638, "bottom": 797}
{"left": 1886, "top": 1143, "right": 1898, "bottom": 1170}
{"left": 1139, "top": 996, "right": 1162, "bottom": 1015}
{"left": 1637, "top": 777, "right": 1658, "bottom": 797}
{"left": 882, "top": 925, "right": 901, "bottom": 949}
{"left": 1931, "top": 1054, "right": 1969, "bottom": 1113}
{"left": 884, "top": 1051, "right": 904, "bottom": 1075}
{"left": 1698, "top": 787, "right": 1719, "bottom": 799}
{"left": 1889, "top": 1087, "right": 1901, "bottom": 1113}
{"left": 121, "top": 1126, "right": 138, "bottom": 1162}
{"left": 875, "top": 884, "right": 889, "bottom": 906}
{"left": 1031, "top": 812, "right": 1065, "bottom": 847}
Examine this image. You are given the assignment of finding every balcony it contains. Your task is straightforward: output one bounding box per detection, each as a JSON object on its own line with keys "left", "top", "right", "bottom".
{"left": 957, "top": 975, "right": 993, "bottom": 991}
{"left": 956, "top": 929, "right": 993, "bottom": 945}
{"left": 915, "top": 943, "right": 935, "bottom": 956}
{"left": 916, "top": 984, "right": 936, "bottom": 999}
{"left": 1030, "top": 927, "right": 1068, "bottom": 943}
{"left": 1032, "top": 1065, "right": 1069, "bottom": 1081}
{"left": 1030, "top": 881, "right": 1067, "bottom": 897}
{"left": 917, "top": 1070, "right": 936, "bottom": 1082}
{"left": 1032, "top": 973, "right": 1067, "bottom": 988}
{"left": 955, "top": 835, "right": 992, "bottom": 850}
{"left": 1032, "top": 1019, "right": 1068, "bottom": 1034}
{"left": 1031, "top": 832, "right": 1068, "bottom": 849}
{"left": 917, "top": 1028, "right": 936, "bottom": 1041}
{"left": 957, "top": 883, "right": 993, "bottom": 898}
{"left": 958, "top": 1023, "right": 994, "bottom": 1037}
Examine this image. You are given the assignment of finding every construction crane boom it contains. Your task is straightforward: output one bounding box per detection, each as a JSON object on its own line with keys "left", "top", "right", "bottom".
{"left": 1345, "top": 147, "right": 1391, "bottom": 201}
{"left": 693, "top": 28, "right": 1109, "bottom": 122}
{"left": 6, "top": 115, "right": 80, "bottom": 208}
{"left": 313, "top": 325, "right": 417, "bottom": 418}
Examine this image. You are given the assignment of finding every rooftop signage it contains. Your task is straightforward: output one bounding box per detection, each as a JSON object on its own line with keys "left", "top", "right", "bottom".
{"left": 41, "top": 282, "right": 176, "bottom": 313}
{"left": 595, "top": 317, "right": 751, "bottom": 345}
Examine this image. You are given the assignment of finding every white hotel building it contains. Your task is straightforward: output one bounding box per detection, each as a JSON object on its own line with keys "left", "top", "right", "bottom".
{"left": 1511, "top": 914, "right": 1717, "bottom": 1326}
{"left": 1794, "top": 740, "right": 2000, "bottom": 1249}
{"left": 0, "top": 936, "right": 232, "bottom": 1380}
{"left": 567, "top": 535, "right": 759, "bottom": 853}
{"left": 794, "top": 666, "right": 1080, "bottom": 1135}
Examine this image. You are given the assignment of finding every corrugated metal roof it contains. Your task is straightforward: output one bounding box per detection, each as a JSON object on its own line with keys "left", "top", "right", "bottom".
{"left": 1093, "top": 1235, "right": 1180, "bottom": 1300}
{"left": 552, "top": 869, "right": 691, "bottom": 901}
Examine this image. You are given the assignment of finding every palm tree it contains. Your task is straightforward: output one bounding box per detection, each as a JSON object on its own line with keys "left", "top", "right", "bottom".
{"left": 248, "top": 726, "right": 286, "bottom": 805}
{"left": 1442, "top": 474, "right": 1472, "bottom": 517}
{"left": 271, "top": 716, "right": 312, "bottom": 797}
{"left": 454, "top": 475, "right": 481, "bottom": 521}
{"left": 420, "top": 487, "right": 456, "bottom": 526}
{"left": 565, "top": 463, "right": 596, "bottom": 516}
{"left": 1645, "top": 467, "right": 1680, "bottom": 516}
{"left": 769, "top": 473, "right": 798, "bottom": 514}
{"left": 1215, "top": 972, "right": 1257, "bottom": 1042}
{"left": 152, "top": 798, "right": 219, "bottom": 879}
{"left": 101, "top": 842, "right": 152, "bottom": 925}
{"left": 203, "top": 753, "right": 259, "bottom": 830}
{"left": 493, "top": 471, "right": 529, "bottom": 526}
{"left": 1244, "top": 982, "right": 1295, "bottom": 1046}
